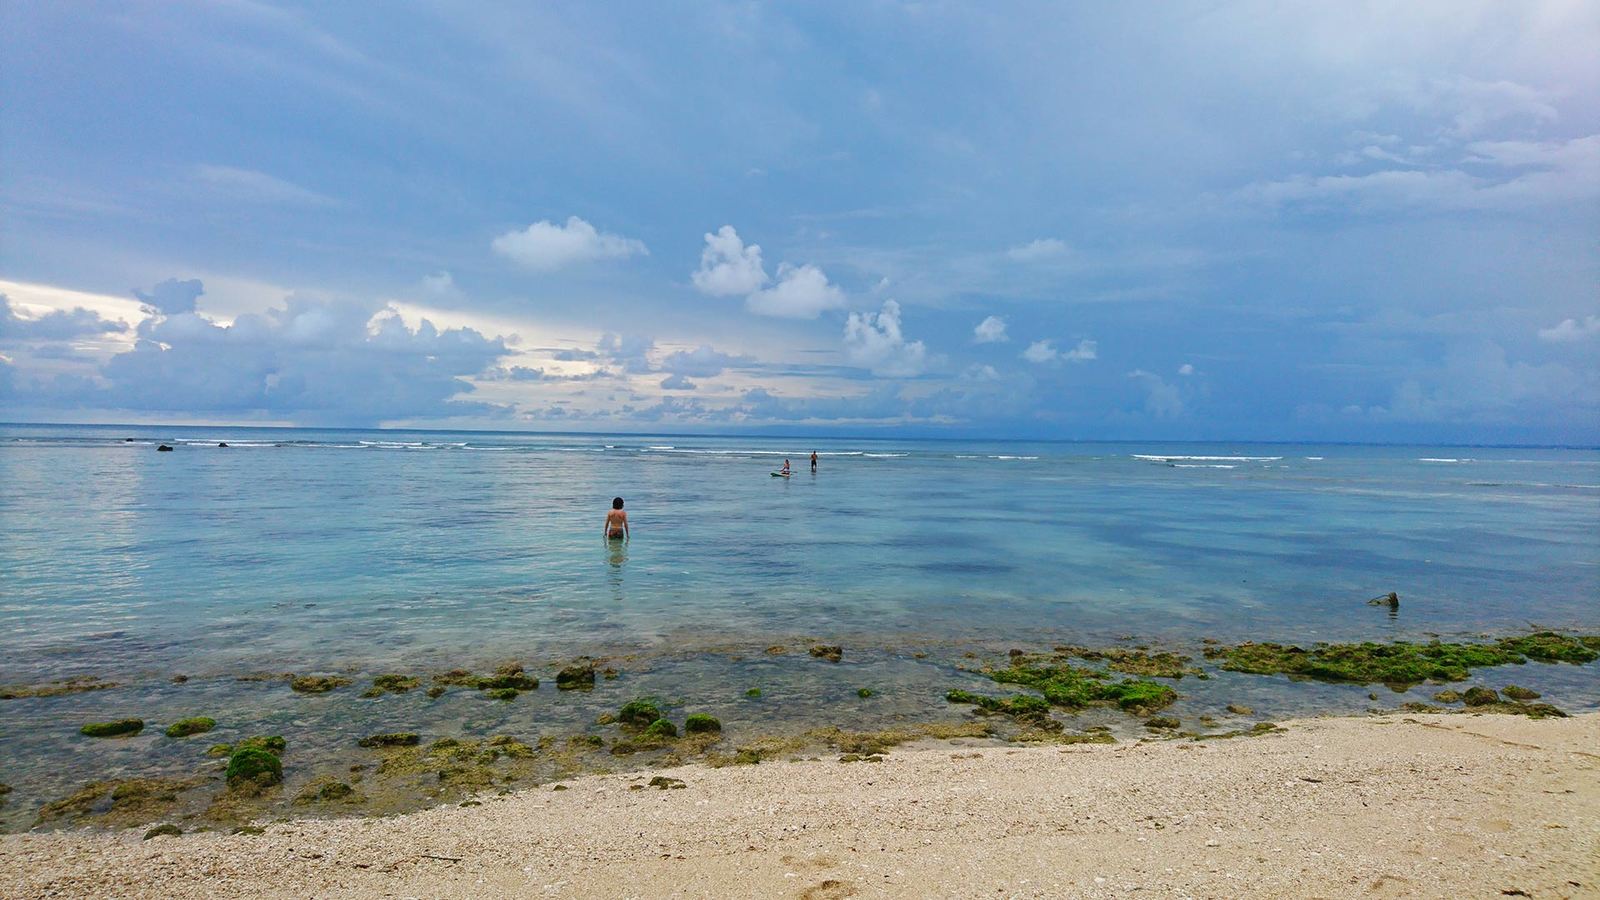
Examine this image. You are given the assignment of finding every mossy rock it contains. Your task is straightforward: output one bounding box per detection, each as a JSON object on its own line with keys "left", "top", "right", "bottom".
{"left": 142, "top": 823, "right": 182, "bottom": 840}
{"left": 1501, "top": 685, "right": 1541, "bottom": 701}
{"left": 556, "top": 660, "right": 597, "bottom": 690}
{"left": 289, "top": 675, "right": 351, "bottom": 694}
{"left": 1143, "top": 716, "right": 1180, "bottom": 730}
{"left": 644, "top": 719, "right": 678, "bottom": 739}
{"left": 236, "top": 735, "right": 286, "bottom": 754}
{"left": 856, "top": 688, "right": 874, "bottom": 698}
{"left": 1204, "top": 633, "right": 1599, "bottom": 690}
{"left": 426, "top": 685, "right": 446, "bottom": 698}
{"left": 362, "top": 674, "right": 421, "bottom": 697}
{"left": 480, "top": 663, "right": 539, "bottom": 691}
{"left": 945, "top": 689, "right": 1054, "bottom": 725}
{"left": 1432, "top": 690, "right": 1462, "bottom": 704}
{"left": 1462, "top": 686, "right": 1499, "bottom": 706}
{"left": 744, "top": 687, "right": 762, "bottom": 698}
{"left": 486, "top": 735, "right": 537, "bottom": 758}
{"left": 0, "top": 783, "right": 11, "bottom": 797}
{"left": 684, "top": 713, "right": 722, "bottom": 734}
{"left": 1497, "top": 632, "right": 1600, "bottom": 664}
{"left": 1055, "top": 646, "right": 1201, "bottom": 679}
{"left": 484, "top": 687, "right": 520, "bottom": 701}
{"left": 164, "top": 717, "right": 216, "bottom": 738}
{"left": 1225, "top": 703, "right": 1254, "bottom": 715}
{"left": 983, "top": 657, "right": 1177, "bottom": 712}
{"left": 809, "top": 645, "right": 843, "bottom": 662}
{"left": 618, "top": 698, "right": 664, "bottom": 726}
{"left": 1, "top": 676, "right": 119, "bottom": 700}
{"left": 357, "top": 732, "right": 420, "bottom": 748}
{"left": 647, "top": 775, "right": 687, "bottom": 790}
{"left": 206, "top": 743, "right": 233, "bottom": 758}
{"left": 568, "top": 734, "right": 605, "bottom": 749}
{"left": 294, "top": 780, "right": 356, "bottom": 804}
{"left": 225, "top": 748, "right": 283, "bottom": 790}
{"left": 81, "top": 719, "right": 144, "bottom": 738}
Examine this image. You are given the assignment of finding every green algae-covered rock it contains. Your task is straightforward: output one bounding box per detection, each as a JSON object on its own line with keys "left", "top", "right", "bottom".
{"left": 1205, "top": 633, "right": 1599, "bottom": 690}
{"left": 1497, "top": 632, "right": 1600, "bottom": 664}
{"left": 618, "top": 698, "right": 663, "bottom": 726}
{"left": 357, "top": 732, "right": 420, "bottom": 748}
{"left": 1502, "top": 685, "right": 1541, "bottom": 701}
{"left": 225, "top": 748, "right": 283, "bottom": 790}
{"left": 479, "top": 663, "right": 539, "bottom": 691}
{"left": 236, "top": 735, "right": 286, "bottom": 754}
{"left": 206, "top": 743, "right": 233, "bottom": 757}
{"left": 1462, "top": 686, "right": 1499, "bottom": 706}
{"left": 362, "top": 674, "right": 421, "bottom": 698}
{"left": 290, "top": 675, "right": 351, "bottom": 694}
{"left": 945, "top": 689, "right": 1053, "bottom": 722}
{"left": 556, "top": 660, "right": 597, "bottom": 690}
{"left": 809, "top": 645, "right": 843, "bottom": 662}
{"left": 1432, "top": 690, "right": 1462, "bottom": 704}
{"left": 744, "top": 687, "right": 762, "bottom": 698}
{"left": 484, "top": 687, "right": 520, "bottom": 701}
{"left": 81, "top": 719, "right": 144, "bottom": 738}
{"left": 1143, "top": 716, "right": 1180, "bottom": 730}
{"left": 684, "top": 713, "right": 722, "bottom": 734}
{"left": 984, "top": 658, "right": 1177, "bottom": 713}
{"left": 856, "top": 688, "right": 874, "bottom": 698}
{"left": 644, "top": 719, "right": 678, "bottom": 739}
{"left": 164, "top": 717, "right": 216, "bottom": 738}
{"left": 143, "top": 823, "right": 182, "bottom": 840}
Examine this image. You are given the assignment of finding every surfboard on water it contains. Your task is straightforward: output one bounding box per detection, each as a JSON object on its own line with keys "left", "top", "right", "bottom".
{"left": 771, "top": 471, "right": 790, "bottom": 478}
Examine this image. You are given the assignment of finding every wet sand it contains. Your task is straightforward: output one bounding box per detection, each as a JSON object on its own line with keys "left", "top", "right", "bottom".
{"left": 3, "top": 712, "right": 1596, "bottom": 899}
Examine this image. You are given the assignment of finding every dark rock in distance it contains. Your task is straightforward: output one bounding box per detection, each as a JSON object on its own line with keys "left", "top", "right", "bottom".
{"left": 217, "top": 442, "right": 228, "bottom": 448}
{"left": 156, "top": 445, "right": 174, "bottom": 452}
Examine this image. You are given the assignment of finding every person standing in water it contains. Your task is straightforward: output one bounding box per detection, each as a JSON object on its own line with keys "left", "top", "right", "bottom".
{"left": 810, "top": 450, "right": 818, "bottom": 471}
{"left": 604, "top": 497, "right": 629, "bottom": 540}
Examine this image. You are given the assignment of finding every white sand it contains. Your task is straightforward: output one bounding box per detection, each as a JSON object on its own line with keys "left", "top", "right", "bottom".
{"left": 3, "top": 712, "right": 1597, "bottom": 899}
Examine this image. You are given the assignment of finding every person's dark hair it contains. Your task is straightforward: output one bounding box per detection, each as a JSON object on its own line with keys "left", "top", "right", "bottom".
{"left": 612, "top": 497, "right": 624, "bottom": 509}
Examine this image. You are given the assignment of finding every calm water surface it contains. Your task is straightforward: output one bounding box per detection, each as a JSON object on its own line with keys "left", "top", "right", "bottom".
{"left": 1, "top": 424, "right": 1596, "bottom": 829}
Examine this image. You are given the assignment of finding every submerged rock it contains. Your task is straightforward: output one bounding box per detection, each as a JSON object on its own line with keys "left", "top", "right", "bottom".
{"left": 1225, "top": 703, "right": 1254, "bottom": 715}
{"left": 362, "top": 674, "right": 421, "bottom": 698}
{"left": 81, "top": 719, "right": 144, "bottom": 738}
{"left": 289, "top": 675, "right": 351, "bottom": 694}
{"left": 1, "top": 676, "right": 119, "bottom": 700}
{"left": 164, "top": 717, "right": 216, "bottom": 738}
{"left": 980, "top": 655, "right": 1177, "bottom": 713}
{"left": 644, "top": 719, "right": 678, "bottom": 739}
{"left": 1501, "top": 685, "right": 1541, "bottom": 701}
{"left": 556, "top": 660, "right": 597, "bottom": 690}
{"left": 1432, "top": 690, "right": 1462, "bottom": 704}
{"left": 809, "top": 645, "right": 843, "bottom": 663}
{"left": 157, "top": 444, "right": 173, "bottom": 452}
{"left": 1462, "top": 686, "right": 1499, "bottom": 707}
{"left": 856, "top": 688, "right": 875, "bottom": 698}
{"left": 1143, "top": 716, "right": 1180, "bottom": 730}
{"left": 1204, "top": 632, "right": 1599, "bottom": 689}
{"left": 236, "top": 735, "right": 286, "bottom": 754}
{"left": 358, "top": 732, "right": 421, "bottom": 748}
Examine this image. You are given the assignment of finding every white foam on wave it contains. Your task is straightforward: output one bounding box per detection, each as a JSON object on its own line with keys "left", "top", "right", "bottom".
{"left": 1418, "top": 458, "right": 1472, "bottom": 463}
{"left": 1304, "top": 456, "right": 1324, "bottom": 461}
{"left": 863, "top": 453, "right": 908, "bottom": 458}
{"left": 990, "top": 455, "right": 1040, "bottom": 460}
{"left": 1133, "top": 454, "right": 1282, "bottom": 462}
{"left": 1174, "top": 463, "right": 1236, "bottom": 469}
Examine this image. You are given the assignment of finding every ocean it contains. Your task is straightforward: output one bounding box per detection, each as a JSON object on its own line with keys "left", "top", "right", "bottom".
{"left": 2, "top": 423, "right": 1597, "bottom": 828}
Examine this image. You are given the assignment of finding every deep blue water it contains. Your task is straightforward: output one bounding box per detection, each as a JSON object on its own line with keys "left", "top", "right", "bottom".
{"left": 3, "top": 424, "right": 1596, "bottom": 681}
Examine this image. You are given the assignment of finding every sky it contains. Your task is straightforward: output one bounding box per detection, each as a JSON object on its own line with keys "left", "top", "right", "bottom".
{"left": 1, "top": 1, "right": 1597, "bottom": 443}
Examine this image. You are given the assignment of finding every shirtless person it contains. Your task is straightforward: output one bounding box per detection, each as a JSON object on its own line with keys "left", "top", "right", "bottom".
{"left": 810, "top": 450, "right": 818, "bottom": 471}
{"left": 603, "top": 497, "right": 629, "bottom": 540}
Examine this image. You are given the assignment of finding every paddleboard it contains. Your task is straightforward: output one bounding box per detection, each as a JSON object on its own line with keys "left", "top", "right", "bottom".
{"left": 771, "top": 471, "right": 790, "bottom": 478}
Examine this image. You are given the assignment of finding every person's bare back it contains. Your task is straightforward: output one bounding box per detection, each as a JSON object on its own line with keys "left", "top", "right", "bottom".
{"left": 604, "top": 497, "right": 629, "bottom": 540}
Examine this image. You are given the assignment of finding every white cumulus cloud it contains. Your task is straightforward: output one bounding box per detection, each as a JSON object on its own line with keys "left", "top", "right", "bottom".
{"left": 1022, "top": 338, "right": 1096, "bottom": 364}
{"left": 691, "top": 226, "right": 768, "bottom": 296}
{"left": 973, "top": 315, "right": 1008, "bottom": 343}
{"left": 1538, "top": 314, "right": 1600, "bottom": 343}
{"left": 492, "top": 216, "right": 648, "bottom": 272}
{"left": 746, "top": 263, "right": 845, "bottom": 319}
{"left": 844, "top": 299, "right": 927, "bottom": 377}
{"left": 1006, "top": 238, "right": 1069, "bottom": 262}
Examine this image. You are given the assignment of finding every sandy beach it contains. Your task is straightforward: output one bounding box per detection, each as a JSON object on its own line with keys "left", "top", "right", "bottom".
{"left": 3, "top": 711, "right": 1595, "bottom": 899}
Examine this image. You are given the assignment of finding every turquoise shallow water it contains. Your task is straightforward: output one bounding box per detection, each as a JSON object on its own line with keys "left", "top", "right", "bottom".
{"left": 3, "top": 424, "right": 1597, "bottom": 677}
{"left": 1, "top": 424, "right": 1597, "bottom": 830}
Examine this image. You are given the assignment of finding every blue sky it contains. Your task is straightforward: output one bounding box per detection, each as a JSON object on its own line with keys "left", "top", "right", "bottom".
{"left": 2, "top": 2, "right": 1596, "bottom": 442}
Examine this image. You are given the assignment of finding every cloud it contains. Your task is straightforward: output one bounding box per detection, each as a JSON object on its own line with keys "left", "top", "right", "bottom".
{"left": 35, "top": 280, "right": 514, "bottom": 423}
{"left": 659, "top": 344, "right": 749, "bottom": 378}
{"left": 1538, "top": 314, "right": 1600, "bottom": 343}
{"left": 192, "top": 164, "right": 335, "bottom": 207}
{"left": 1127, "top": 369, "right": 1185, "bottom": 418}
{"left": 596, "top": 332, "right": 654, "bottom": 372}
{"left": 419, "top": 271, "right": 464, "bottom": 302}
{"left": 660, "top": 373, "right": 696, "bottom": 391}
{"left": 492, "top": 216, "right": 648, "bottom": 271}
{"left": 0, "top": 294, "right": 128, "bottom": 342}
{"left": 133, "top": 278, "right": 205, "bottom": 316}
{"left": 1006, "top": 238, "right": 1069, "bottom": 262}
{"left": 973, "top": 315, "right": 1008, "bottom": 343}
{"left": 691, "top": 226, "right": 767, "bottom": 296}
{"left": 1178, "top": 363, "right": 1195, "bottom": 376}
{"left": 843, "top": 299, "right": 927, "bottom": 377}
{"left": 1022, "top": 338, "right": 1096, "bottom": 364}
{"left": 746, "top": 263, "right": 846, "bottom": 319}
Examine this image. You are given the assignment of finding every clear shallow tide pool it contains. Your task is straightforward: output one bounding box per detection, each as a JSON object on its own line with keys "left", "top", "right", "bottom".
{"left": 1, "top": 424, "right": 1597, "bottom": 830}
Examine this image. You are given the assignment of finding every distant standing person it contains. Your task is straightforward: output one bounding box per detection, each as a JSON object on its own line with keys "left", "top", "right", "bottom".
{"left": 810, "top": 450, "right": 818, "bottom": 471}
{"left": 604, "top": 497, "right": 629, "bottom": 540}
